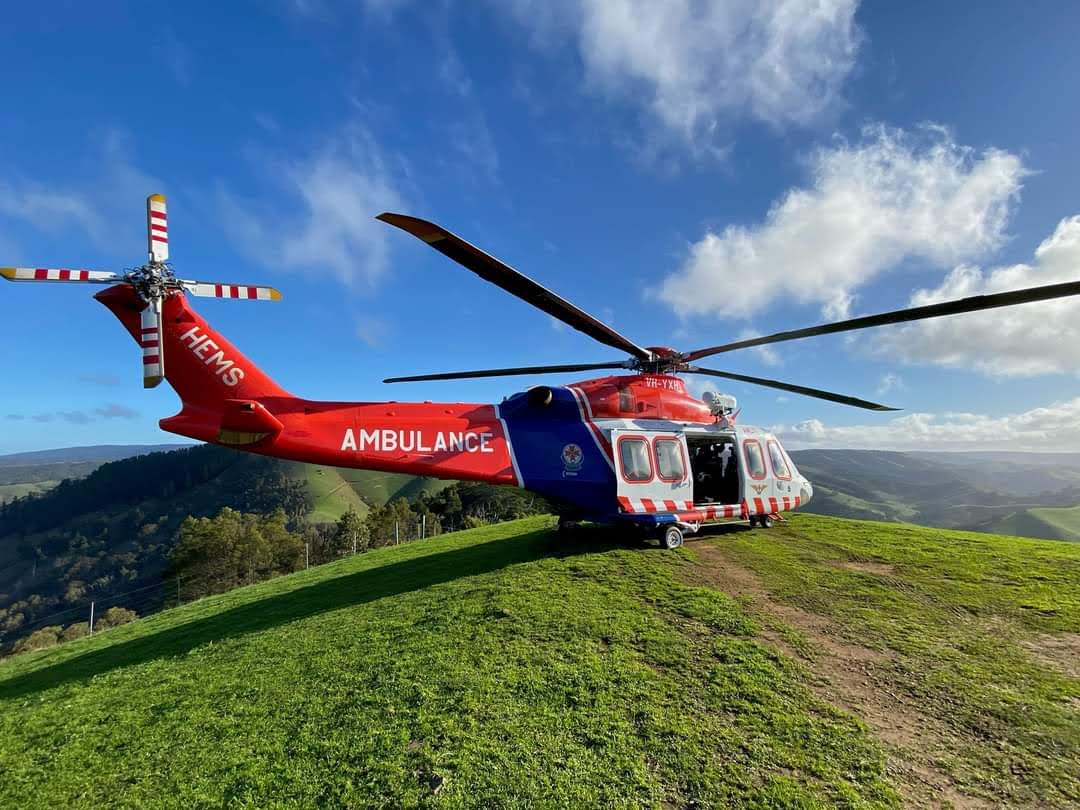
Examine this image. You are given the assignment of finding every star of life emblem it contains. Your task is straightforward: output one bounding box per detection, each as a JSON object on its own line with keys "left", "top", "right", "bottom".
{"left": 561, "top": 442, "right": 584, "bottom": 472}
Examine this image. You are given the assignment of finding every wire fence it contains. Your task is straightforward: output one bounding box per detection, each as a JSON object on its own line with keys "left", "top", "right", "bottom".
{"left": 1, "top": 517, "right": 461, "bottom": 655}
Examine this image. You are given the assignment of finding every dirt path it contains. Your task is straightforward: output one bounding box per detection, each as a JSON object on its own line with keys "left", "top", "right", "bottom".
{"left": 685, "top": 541, "right": 991, "bottom": 809}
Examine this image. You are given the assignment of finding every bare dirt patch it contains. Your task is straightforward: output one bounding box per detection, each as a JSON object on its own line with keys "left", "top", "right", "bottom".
{"left": 686, "top": 541, "right": 991, "bottom": 809}
{"left": 838, "top": 560, "right": 897, "bottom": 577}
{"left": 1021, "top": 632, "right": 1080, "bottom": 679}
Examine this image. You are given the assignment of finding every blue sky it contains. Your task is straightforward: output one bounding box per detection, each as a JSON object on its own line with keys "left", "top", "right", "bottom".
{"left": 3, "top": 1, "right": 1080, "bottom": 454}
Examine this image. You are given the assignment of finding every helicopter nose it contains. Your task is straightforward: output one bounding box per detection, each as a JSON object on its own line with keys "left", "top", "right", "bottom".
{"left": 800, "top": 479, "right": 813, "bottom": 505}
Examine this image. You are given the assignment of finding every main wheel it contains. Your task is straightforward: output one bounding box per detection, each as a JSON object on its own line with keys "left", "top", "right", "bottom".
{"left": 749, "top": 515, "right": 760, "bottom": 528}
{"left": 759, "top": 515, "right": 774, "bottom": 529}
{"left": 661, "top": 525, "right": 684, "bottom": 550}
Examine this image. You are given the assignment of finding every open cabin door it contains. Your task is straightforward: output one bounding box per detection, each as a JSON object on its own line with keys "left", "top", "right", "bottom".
{"left": 612, "top": 430, "right": 693, "bottom": 514}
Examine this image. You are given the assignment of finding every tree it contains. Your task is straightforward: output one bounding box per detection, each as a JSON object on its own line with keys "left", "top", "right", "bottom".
{"left": 96, "top": 606, "right": 137, "bottom": 630}
{"left": 331, "top": 508, "right": 369, "bottom": 558}
{"left": 13, "top": 625, "right": 62, "bottom": 654}
{"left": 171, "top": 507, "right": 304, "bottom": 599}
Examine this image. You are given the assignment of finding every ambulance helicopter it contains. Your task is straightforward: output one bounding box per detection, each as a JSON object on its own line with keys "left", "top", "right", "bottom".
{"left": 5, "top": 195, "right": 1080, "bottom": 549}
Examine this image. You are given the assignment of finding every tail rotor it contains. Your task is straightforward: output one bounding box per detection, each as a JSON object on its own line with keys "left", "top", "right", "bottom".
{"left": 1, "top": 193, "right": 282, "bottom": 390}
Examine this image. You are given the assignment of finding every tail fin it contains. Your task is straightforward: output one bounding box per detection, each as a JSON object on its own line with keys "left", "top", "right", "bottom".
{"left": 95, "top": 285, "right": 294, "bottom": 444}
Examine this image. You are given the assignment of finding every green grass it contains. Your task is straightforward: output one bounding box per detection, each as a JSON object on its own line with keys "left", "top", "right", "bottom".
{"left": 1028, "top": 504, "right": 1080, "bottom": 541}
{"left": 336, "top": 468, "right": 453, "bottom": 507}
{"left": 0, "top": 517, "right": 898, "bottom": 809}
{"left": 708, "top": 514, "right": 1080, "bottom": 807}
{"left": 286, "top": 463, "right": 371, "bottom": 524}
{"left": 0, "top": 480, "right": 58, "bottom": 504}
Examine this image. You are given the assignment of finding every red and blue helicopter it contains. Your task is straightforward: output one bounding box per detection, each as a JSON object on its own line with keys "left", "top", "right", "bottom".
{"left": 6, "top": 195, "right": 1080, "bottom": 548}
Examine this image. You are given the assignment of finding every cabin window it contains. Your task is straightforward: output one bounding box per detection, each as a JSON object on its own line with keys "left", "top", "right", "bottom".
{"left": 653, "top": 438, "right": 686, "bottom": 483}
{"left": 767, "top": 440, "right": 791, "bottom": 480}
{"left": 618, "top": 385, "right": 633, "bottom": 412}
{"left": 743, "top": 439, "right": 767, "bottom": 480}
{"left": 618, "top": 437, "right": 653, "bottom": 483}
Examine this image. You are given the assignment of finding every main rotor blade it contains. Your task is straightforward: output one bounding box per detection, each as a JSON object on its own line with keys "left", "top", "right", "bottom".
{"left": 686, "top": 365, "right": 898, "bottom": 411}
{"left": 180, "top": 280, "right": 282, "bottom": 300}
{"left": 384, "top": 361, "right": 630, "bottom": 384}
{"left": 1, "top": 267, "right": 121, "bottom": 284}
{"left": 683, "top": 279, "right": 1080, "bottom": 362}
{"left": 377, "top": 213, "right": 654, "bottom": 362}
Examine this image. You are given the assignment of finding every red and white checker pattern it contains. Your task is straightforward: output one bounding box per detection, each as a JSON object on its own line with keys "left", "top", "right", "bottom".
{"left": 147, "top": 195, "right": 169, "bottom": 263}
{"left": 618, "top": 495, "right": 803, "bottom": 519}
{"left": 0, "top": 267, "right": 118, "bottom": 282}
{"left": 140, "top": 305, "right": 162, "bottom": 387}
{"left": 184, "top": 282, "right": 280, "bottom": 300}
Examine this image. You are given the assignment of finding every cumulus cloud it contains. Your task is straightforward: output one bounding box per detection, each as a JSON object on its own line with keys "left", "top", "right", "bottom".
{"left": 508, "top": 0, "right": 860, "bottom": 144}
{"left": 659, "top": 125, "right": 1026, "bottom": 319}
{"left": 774, "top": 397, "right": 1080, "bottom": 452}
{"left": 219, "top": 125, "right": 404, "bottom": 288}
{"left": 871, "top": 215, "right": 1080, "bottom": 377}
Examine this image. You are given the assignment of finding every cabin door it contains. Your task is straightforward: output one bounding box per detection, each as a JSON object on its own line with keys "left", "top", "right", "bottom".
{"left": 612, "top": 430, "right": 693, "bottom": 514}
{"left": 738, "top": 433, "right": 775, "bottom": 515}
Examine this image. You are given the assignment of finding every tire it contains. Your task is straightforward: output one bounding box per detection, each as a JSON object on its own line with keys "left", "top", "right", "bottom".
{"left": 661, "top": 525, "right": 684, "bottom": 550}
{"left": 759, "top": 515, "right": 774, "bottom": 529}
{"left": 748, "top": 516, "right": 759, "bottom": 528}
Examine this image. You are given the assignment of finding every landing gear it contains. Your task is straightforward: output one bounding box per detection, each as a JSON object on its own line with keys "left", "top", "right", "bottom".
{"left": 557, "top": 516, "right": 578, "bottom": 537}
{"left": 661, "top": 525, "right": 684, "bottom": 550}
{"left": 750, "top": 515, "right": 774, "bottom": 529}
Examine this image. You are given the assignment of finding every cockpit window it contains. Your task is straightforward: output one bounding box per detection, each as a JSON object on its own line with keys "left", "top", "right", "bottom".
{"left": 743, "top": 440, "right": 767, "bottom": 480}
{"left": 767, "top": 441, "right": 791, "bottom": 479}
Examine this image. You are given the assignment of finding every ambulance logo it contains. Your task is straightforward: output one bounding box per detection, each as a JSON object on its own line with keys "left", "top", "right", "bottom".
{"left": 561, "top": 443, "right": 584, "bottom": 472}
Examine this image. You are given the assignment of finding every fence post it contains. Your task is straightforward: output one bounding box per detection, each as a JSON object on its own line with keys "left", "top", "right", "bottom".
{"left": 89, "top": 601, "right": 95, "bottom": 636}
{"left": 395, "top": 522, "right": 399, "bottom": 545}
{"left": 422, "top": 514, "right": 426, "bottom": 539}
{"left": 305, "top": 542, "right": 310, "bottom": 569}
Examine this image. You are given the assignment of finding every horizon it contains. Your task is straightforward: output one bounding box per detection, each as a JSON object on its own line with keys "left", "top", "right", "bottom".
{"left": 2, "top": 3, "right": 1079, "bottom": 453}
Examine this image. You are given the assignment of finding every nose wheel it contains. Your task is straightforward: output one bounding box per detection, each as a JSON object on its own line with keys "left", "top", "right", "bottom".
{"left": 750, "top": 515, "right": 774, "bottom": 529}
{"left": 660, "top": 525, "right": 684, "bottom": 550}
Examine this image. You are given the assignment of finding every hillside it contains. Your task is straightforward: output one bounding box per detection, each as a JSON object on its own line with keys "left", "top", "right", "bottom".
{"left": 0, "top": 444, "right": 189, "bottom": 504}
{"left": 790, "top": 449, "right": 1080, "bottom": 540}
{"left": 1, "top": 514, "right": 1077, "bottom": 808}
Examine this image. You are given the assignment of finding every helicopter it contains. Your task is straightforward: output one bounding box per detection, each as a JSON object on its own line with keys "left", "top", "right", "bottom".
{"left": 5, "top": 195, "right": 1080, "bottom": 549}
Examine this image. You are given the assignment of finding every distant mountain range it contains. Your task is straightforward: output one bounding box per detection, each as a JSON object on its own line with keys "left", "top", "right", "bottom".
{"left": 789, "top": 449, "right": 1080, "bottom": 541}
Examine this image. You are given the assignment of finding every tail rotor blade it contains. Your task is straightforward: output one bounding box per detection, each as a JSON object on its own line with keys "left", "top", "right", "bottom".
{"left": 181, "top": 280, "right": 282, "bottom": 301}
{"left": 140, "top": 299, "right": 164, "bottom": 389}
{"left": 1, "top": 267, "right": 121, "bottom": 284}
{"left": 147, "top": 193, "right": 169, "bottom": 264}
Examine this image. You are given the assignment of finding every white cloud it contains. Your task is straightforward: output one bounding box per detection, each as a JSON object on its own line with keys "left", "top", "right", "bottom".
{"left": 218, "top": 125, "right": 404, "bottom": 288}
{"left": 871, "top": 215, "right": 1080, "bottom": 377}
{"left": 507, "top": 0, "right": 860, "bottom": 145}
{"left": 774, "top": 396, "right": 1080, "bottom": 451}
{"left": 659, "top": 124, "right": 1026, "bottom": 318}
{"left": 0, "top": 130, "right": 160, "bottom": 255}
{"left": 876, "top": 372, "right": 905, "bottom": 395}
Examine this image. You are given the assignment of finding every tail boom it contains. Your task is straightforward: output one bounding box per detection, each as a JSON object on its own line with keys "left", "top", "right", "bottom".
{"left": 95, "top": 284, "right": 520, "bottom": 486}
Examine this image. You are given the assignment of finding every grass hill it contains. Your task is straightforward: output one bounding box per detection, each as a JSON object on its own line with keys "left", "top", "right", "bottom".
{"left": 1, "top": 514, "right": 1077, "bottom": 808}
{"left": 790, "top": 449, "right": 1080, "bottom": 540}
